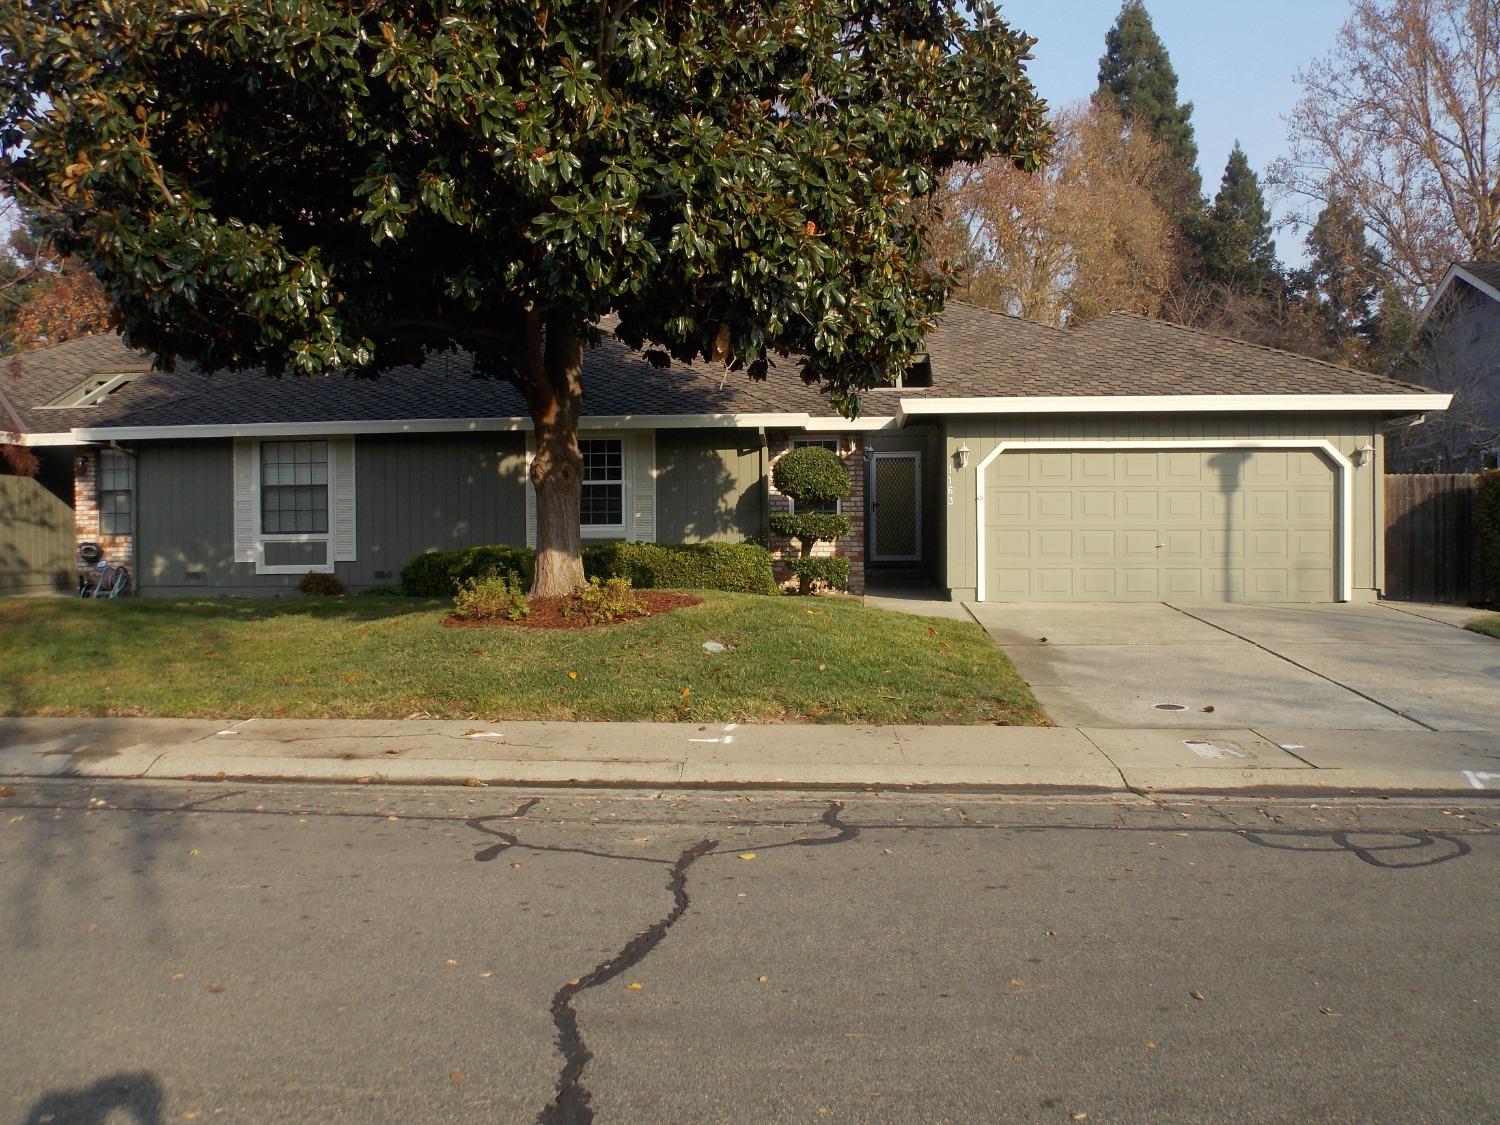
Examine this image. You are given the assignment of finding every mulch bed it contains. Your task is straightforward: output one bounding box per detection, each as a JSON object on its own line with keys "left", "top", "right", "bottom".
{"left": 443, "top": 590, "right": 701, "bottom": 630}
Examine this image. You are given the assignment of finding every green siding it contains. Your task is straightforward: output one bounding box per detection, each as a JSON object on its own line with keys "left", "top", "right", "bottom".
{"left": 0, "top": 459, "right": 75, "bottom": 594}
{"left": 940, "top": 414, "right": 1386, "bottom": 601}
{"left": 655, "top": 430, "right": 764, "bottom": 543}
{"left": 135, "top": 434, "right": 527, "bottom": 595}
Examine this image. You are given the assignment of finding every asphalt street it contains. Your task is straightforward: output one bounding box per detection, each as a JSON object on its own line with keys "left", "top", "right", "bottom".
{"left": 1, "top": 781, "right": 1496, "bottom": 1124}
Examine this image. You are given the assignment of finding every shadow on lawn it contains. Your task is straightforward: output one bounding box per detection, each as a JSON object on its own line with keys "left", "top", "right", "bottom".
{"left": 3, "top": 594, "right": 448, "bottom": 626}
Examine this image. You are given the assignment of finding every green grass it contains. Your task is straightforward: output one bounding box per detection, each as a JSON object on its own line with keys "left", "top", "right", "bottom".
{"left": 0, "top": 593, "right": 1045, "bottom": 725}
{"left": 1466, "top": 614, "right": 1500, "bottom": 640}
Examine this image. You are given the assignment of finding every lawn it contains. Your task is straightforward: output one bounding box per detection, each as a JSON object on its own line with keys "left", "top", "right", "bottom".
{"left": 1467, "top": 614, "right": 1500, "bottom": 640}
{"left": 0, "top": 593, "right": 1045, "bottom": 725}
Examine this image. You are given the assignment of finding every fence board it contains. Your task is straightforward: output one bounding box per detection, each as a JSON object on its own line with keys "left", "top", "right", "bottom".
{"left": 1384, "top": 474, "right": 1480, "bottom": 603}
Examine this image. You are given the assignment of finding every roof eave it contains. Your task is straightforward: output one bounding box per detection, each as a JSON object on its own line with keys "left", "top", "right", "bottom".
{"left": 897, "top": 393, "right": 1454, "bottom": 424}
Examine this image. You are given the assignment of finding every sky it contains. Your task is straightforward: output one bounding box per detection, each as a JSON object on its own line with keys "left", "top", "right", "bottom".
{"left": 997, "top": 0, "right": 1353, "bottom": 264}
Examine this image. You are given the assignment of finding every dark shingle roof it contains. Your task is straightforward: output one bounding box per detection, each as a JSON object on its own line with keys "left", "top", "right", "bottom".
{"left": 1457, "top": 261, "right": 1500, "bottom": 293}
{"left": 4, "top": 300, "right": 1435, "bottom": 437}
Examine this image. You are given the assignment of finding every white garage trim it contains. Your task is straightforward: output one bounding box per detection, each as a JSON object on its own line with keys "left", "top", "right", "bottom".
{"left": 973, "top": 439, "right": 1354, "bottom": 603}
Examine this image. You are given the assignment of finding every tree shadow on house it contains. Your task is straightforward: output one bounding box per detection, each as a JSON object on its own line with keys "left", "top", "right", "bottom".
{"left": 653, "top": 435, "right": 762, "bottom": 544}
{"left": 22, "top": 1072, "right": 164, "bottom": 1125}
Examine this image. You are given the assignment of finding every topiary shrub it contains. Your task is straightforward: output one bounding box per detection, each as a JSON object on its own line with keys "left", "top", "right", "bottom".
{"left": 770, "top": 444, "right": 852, "bottom": 594}
{"left": 298, "top": 571, "right": 345, "bottom": 596}
{"left": 1478, "top": 469, "right": 1500, "bottom": 605}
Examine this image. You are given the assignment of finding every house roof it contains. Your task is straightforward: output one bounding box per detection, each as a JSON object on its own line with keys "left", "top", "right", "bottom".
{"left": 1423, "top": 261, "right": 1500, "bottom": 318}
{"left": 4, "top": 300, "right": 1443, "bottom": 443}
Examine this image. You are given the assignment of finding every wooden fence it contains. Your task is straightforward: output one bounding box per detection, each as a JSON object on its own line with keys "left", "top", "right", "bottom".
{"left": 1384, "top": 474, "right": 1481, "bottom": 604}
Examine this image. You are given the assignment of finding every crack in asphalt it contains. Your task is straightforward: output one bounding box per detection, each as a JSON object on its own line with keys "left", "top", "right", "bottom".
{"left": 465, "top": 800, "right": 859, "bottom": 1124}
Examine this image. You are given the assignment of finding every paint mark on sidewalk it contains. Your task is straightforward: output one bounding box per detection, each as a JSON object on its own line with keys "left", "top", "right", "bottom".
{"left": 1463, "top": 770, "right": 1500, "bottom": 790}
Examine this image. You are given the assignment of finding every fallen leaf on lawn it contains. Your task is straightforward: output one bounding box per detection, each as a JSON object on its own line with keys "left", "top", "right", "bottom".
{"left": 882, "top": 848, "right": 892, "bottom": 855}
{"left": 509, "top": 862, "right": 521, "bottom": 869}
{"left": 386, "top": 815, "right": 398, "bottom": 822}
{"left": 479, "top": 972, "right": 493, "bottom": 980}
{"left": 627, "top": 982, "right": 643, "bottom": 991}
{"left": 681, "top": 687, "right": 691, "bottom": 697}
{"left": 926, "top": 626, "right": 938, "bottom": 636}
{"left": 87, "top": 923, "right": 98, "bottom": 933}
{"left": 188, "top": 849, "right": 201, "bottom": 857}
{"left": 182, "top": 1112, "right": 202, "bottom": 1120}
{"left": 738, "top": 852, "right": 756, "bottom": 861}
{"left": 1190, "top": 990, "right": 1207, "bottom": 1002}
{"left": 170, "top": 973, "right": 186, "bottom": 982}
{"left": 1319, "top": 1007, "right": 1338, "bottom": 1016}
{"left": 1145, "top": 1042, "right": 1158, "bottom": 1050}
{"left": 464, "top": 777, "right": 488, "bottom": 788}
{"left": 204, "top": 983, "right": 224, "bottom": 993}
{"left": 1008, "top": 978, "right": 1024, "bottom": 987}
{"left": 804, "top": 609, "right": 823, "bottom": 616}
{"left": 1045, "top": 930, "right": 1058, "bottom": 937}
{"left": 818, "top": 663, "right": 826, "bottom": 672}
{"left": 1072, "top": 1114, "right": 1089, "bottom": 1121}
{"left": 445, "top": 959, "right": 458, "bottom": 967}
{"left": 567, "top": 671, "right": 578, "bottom": 680}
{"left": 568, "top": 978, "right": 580, "bottom": 986}
{"left": 345, "top": 673, "right": 358, "bottom": 683}
{"left": 450, "top": 1072, "right": 463, "bottom": 1084}
{"left": 758, "top": 975, "right": 769, "bottom": 983}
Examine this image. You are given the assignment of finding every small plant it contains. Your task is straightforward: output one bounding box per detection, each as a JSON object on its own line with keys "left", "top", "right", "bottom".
{"left": 770, "top": 444, "right": 852, "bottom": 594}
{"left": 298, "top": 571, "right": 345, "bottom": 597}
{"left": 563, "top": 576, "right": 647, "bottom": 624}
{"left": 452, "top": 570, "right": 530, "bottom": 621}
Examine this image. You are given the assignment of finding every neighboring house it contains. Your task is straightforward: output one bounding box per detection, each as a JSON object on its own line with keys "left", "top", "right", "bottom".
{"left": 3, "top": 302, "right": 1448, "bottom": 603}
{"left": 1389, "top": 260, "right": 1500, "bottom": 472}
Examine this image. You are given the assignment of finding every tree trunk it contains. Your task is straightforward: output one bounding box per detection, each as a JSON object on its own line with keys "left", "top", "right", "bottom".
{"left": 524, "top": 317, "right": 587, "bottom": 598}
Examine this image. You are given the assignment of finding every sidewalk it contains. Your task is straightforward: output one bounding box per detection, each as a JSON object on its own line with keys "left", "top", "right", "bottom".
{"left": 4, "top": 716, "right": 1500, "bottom": 796}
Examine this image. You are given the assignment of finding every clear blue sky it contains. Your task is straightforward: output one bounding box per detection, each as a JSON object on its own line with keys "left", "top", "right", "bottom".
{"left": 998, "top": 0, "right": 1352, "bottom": 263}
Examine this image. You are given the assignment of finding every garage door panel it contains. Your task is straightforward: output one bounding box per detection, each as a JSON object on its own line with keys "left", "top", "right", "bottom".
{"left": 984, "top": 448, "right": 1337, "bottom": 603}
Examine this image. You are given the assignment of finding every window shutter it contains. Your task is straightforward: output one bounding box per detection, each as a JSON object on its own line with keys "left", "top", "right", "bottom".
{"left": 524, "top": 432, "right": 538, "bottom": 548}
{"left": 628, "top": 430, "right": 656, "bottom": 542}
{"left": 331, "top": 437, "right": 357, "bottom": 562}
{"left": 232, "top": 439, "right": 258, "bottom": 564}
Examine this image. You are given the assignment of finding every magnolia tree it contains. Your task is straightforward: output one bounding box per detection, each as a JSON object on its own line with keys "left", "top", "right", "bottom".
{"left": 0, "top": 1, "right": 1046, "bottom": 595}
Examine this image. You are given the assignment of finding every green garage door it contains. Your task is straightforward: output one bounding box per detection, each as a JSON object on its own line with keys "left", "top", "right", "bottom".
{"left": 983, "top": 449, "right": 1337, "bottom": 602}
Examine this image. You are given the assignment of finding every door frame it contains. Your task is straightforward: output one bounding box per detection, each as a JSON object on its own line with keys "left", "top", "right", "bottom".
{"left": 972, "top": 439, "right": 1354, "bottom": 602}
{"left": 869, "top": 450, "right": 922, "bottom": 563}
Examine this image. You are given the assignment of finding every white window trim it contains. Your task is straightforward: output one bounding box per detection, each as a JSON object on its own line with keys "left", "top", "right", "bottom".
{"left": 788, "top": 435, "right": 845, "bottom": 516}
{"left": 579, "top": 433, "right": 627, "bottom": 540}
{"left": 237, "top": 438, "right": 354, "bottom": 575}
{"left": 971, "top": 439, "right": 1355, "bottom": 603}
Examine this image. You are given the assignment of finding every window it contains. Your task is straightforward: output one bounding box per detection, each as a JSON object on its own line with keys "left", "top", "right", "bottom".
{"left": 98, "top": 449, "right": 134, "bottom": 535}
{"left": 789, "top": 437, "right": 841, "bottom": 515}
{"left": 261, "top": 440, "right": 329, "bottom": 534}
{"left": 579, "top": 438, "right": 624, "bottom": 529}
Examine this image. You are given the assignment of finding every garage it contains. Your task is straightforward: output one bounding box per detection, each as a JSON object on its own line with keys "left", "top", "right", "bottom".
{"left": 981, "top": 446, "right": 1340, "bottom": 603}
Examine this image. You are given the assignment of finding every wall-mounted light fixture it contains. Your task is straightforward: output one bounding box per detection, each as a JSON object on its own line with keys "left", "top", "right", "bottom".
{"left": 954, "top": 442, "right": 972, "bottom": 470}
{"left": 1352, "top": 442, "right": 1375, "bottom": 468}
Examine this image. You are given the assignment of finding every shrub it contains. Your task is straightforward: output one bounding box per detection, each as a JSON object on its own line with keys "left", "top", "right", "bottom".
{"left": 452, "top": 571, "right": 530, "bottom": 621}
{"left": 404, "top": 540, "right": 777, "bottom": 596}
{"left": 1478, "top": 469, "right": 1500, "bottom": 604}
{"left": 298, "top": 571, "right": 345, "bottom": 597}
{"left": 564, "top": 576, "right": 646, "bottom": 624}
{"left": 401, "top": 544, "right": 535, "bottom": 596}
{"left": 784, "top": 556, "right": 850, "bottom": 592}
{"left": 771, "top": 444, "right": 851, "bottom": 504}
{"left": 589, "top": 541, "right": 778, "bottom": 595}
{"left": 772, "top": 444, "right": 853, "bottom": 594}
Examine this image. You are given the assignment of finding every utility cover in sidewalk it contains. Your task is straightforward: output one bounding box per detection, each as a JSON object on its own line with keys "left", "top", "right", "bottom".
{"left": 1183, "top": 739, "right": 1254, "bottom": 760}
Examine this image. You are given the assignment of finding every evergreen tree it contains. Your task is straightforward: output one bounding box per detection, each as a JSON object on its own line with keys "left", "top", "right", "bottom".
{"left": 1201, "top": 143, "right": 1279, "bottom": 294}
{"left": 1096, "top": 0, "right": 1202, "bottom": 211}
{"left": 1294, "top": 195, "right": 1387, "bottom": 350}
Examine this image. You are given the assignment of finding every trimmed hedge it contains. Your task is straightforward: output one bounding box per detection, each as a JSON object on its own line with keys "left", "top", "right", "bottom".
{"left": 772, "top": 444, "right": 850, "bottom": 504}
{"left": 400, "top": 544, "right": 536, "bottom": 597}
{"left": 770, "top": 512, "right": 852, "bottom": 543}
{"left": 585, "top": 541, "right": 778, "bottom": 595}
{"left": 1479, "top": 469, "right": 1500, "bottom": 603}
{"left": 400, "top": 541, "right": 777, "bottom": 597}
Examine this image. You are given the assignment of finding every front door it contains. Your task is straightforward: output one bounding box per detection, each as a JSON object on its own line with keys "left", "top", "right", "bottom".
{"left": 870, "top": 452, "right": 922, "bottom": 562}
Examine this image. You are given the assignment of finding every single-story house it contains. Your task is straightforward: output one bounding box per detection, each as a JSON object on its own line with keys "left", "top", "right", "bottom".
{"left": 2, "top": 301, "right": 1449, "bottom": 603}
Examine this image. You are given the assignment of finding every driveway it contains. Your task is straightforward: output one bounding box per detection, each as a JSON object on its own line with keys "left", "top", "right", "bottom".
{"left": 966, "top": 601, "right": 1500, "bottom": 733}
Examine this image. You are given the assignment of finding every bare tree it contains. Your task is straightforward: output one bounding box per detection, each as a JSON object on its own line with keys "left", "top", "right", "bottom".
{"left": 1274, "top": 0, "right": 1500, "bottom": 300}
{"left": 932, "top": 101, "right": 1177, "bottom": 326}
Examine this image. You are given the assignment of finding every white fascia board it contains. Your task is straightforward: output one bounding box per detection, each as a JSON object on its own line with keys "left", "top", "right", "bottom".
{"left": 11, "top": 432, "right": 78, "bottom": 446}
{"left": 1423, "top": 264, "right": 1500, "bottom": 319}
{"left": 799, "top": 415, "right": 898, "bottom": 432}
{"left": 898, "top": 393, "right": 1453, "bottom": 419}
{"left": 67, "top": 412, "right": 823, "bottom": 442}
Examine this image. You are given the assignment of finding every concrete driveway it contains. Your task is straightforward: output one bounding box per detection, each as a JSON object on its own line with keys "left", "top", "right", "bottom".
{"left": 967, "top": 600, "right": 1500, "bottom": 733}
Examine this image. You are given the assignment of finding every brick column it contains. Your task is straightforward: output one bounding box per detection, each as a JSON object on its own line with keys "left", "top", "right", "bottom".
{"left": 767, "top": 433, "right": 865, "bottom": 594}
{"left": 74, "top": 449, "right": 135, "bottom": 578}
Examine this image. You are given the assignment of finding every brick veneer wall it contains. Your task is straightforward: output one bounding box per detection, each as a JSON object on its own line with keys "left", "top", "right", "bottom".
{"left": 73, "top": 448, "right": 134, "bottom": 580}
{"left": 767, "top": 433, "right": 865, "bottom": 594}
